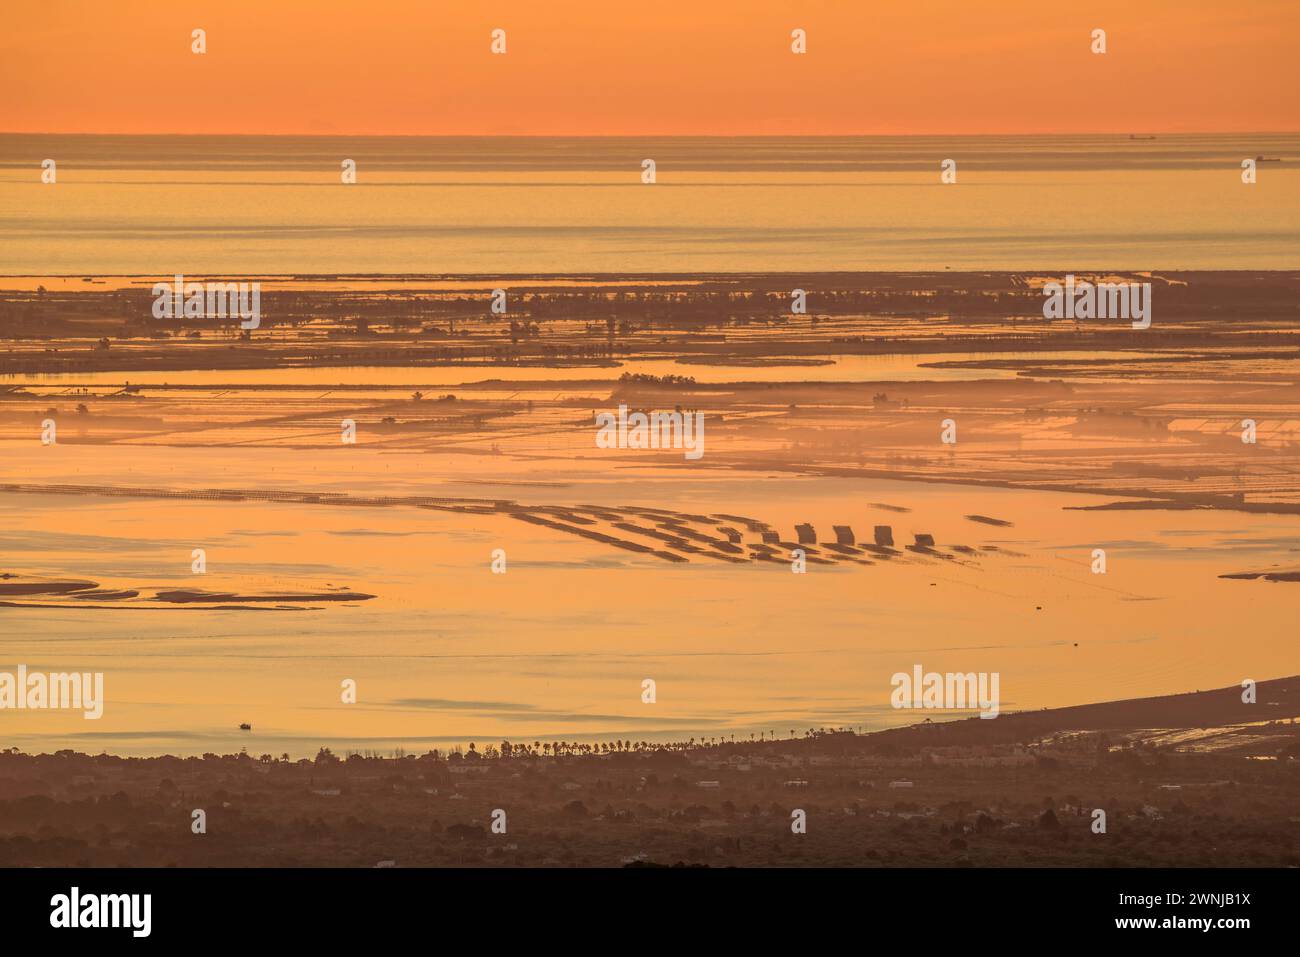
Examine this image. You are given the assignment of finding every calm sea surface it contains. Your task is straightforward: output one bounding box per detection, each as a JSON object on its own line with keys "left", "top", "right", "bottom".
{"left": 2, "top": 134, "right": 1297, "bottom": 273}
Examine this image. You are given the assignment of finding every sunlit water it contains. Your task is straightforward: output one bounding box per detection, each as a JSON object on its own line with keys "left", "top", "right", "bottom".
{"left": 2, "top": 134, "right": 1297, "bottom": 273}
{"left": 2, "top": 443, "right": 1296, "bottom": 757}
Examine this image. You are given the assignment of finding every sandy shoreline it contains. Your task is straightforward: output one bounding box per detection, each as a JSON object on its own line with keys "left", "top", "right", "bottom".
{"left": 1, "top": 677, "right": 1294, "bottom": 867}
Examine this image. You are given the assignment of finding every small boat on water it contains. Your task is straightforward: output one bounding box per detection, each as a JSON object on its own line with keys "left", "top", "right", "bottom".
{"left": 1129, "top": 134, "right": 1156, "bottom": 140}
{"left": 239, "top": 722, "right": 252, "bottom": 731}
{"left": 1256, "top": 155, "right": 1283, "bottom": 162}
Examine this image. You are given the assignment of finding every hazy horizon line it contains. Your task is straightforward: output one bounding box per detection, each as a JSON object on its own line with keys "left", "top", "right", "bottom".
{"left": 6, "top": 269, "right": 1298, "bottom": 280}
{"left": 5, "top": 130, "right": 1299, "bottom": 140}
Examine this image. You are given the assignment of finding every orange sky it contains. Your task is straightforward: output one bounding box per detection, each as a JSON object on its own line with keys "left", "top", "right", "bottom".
{"left": 3, "top": 0, "right": 1298, "bottom": 135}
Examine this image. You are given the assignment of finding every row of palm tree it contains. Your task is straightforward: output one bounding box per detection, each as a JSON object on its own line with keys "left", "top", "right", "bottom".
{"left": 448, "top": 727, "right": 857, "bottom": 761}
